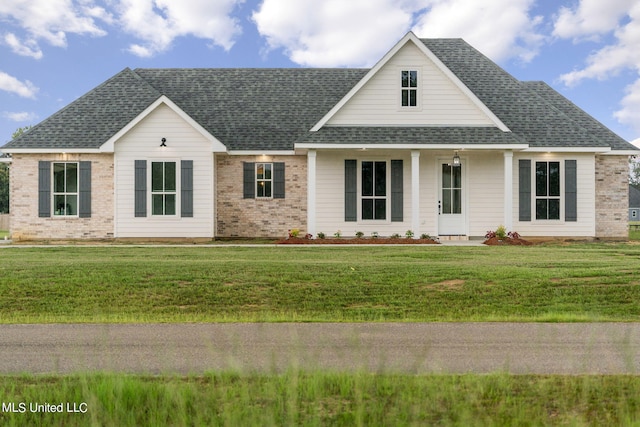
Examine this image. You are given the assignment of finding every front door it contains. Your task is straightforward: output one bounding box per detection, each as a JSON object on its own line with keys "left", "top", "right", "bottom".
{"left": 438, "top": 161, "right": 466, "bottom": 235}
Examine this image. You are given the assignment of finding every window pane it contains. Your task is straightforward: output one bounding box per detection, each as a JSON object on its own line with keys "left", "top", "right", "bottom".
{"left": 54, "top": 163, "right": 66, "bottom": 193}
{"left": 54, "top": 194, "right": 66, "bottom": 215}
{"left": 442, "top": 189, "right": 452, "bottom": 214}
{"left": 442, "top": 164, "right": 451, "bottom": 189}
{"left": 264, "top": 164, "right": 272, "bottom": 180}
{"left": 164, "top": 162, "right": 176, "bottom": 192}
{"left": 66, "top": 195, "right": 77, "bottom": 216}
{"left": 374, "top": 199, "right": 386, "bottom": 220}
{"left": 549, "top": 162, "right": 560, "bottom": 197}
{"left": 536, "top": 162, "right": 547, "bottom": 197}
{"left": 401, "top": 90, "right": 408, "bottom": 106}
{"left": 401, "top": 71, "right": 409, "bottom": 87}
{"left": 453, "top": 165, "right": 461, "bottom": 189}
{"left": 409, "top": 71, "right": 417, "bottom": 87}
{"left": 409, "top": 89, "right": 416, "bottom": 106}
{"left": 362, "top": 199, "right": 373, "bottom": 220}
{"left": 257, "top": 181, "right": 266, "bottom": 198}
{"left": 536, "top": 199, "right": 547, "bottom": 220}
{"left": 362, "top": 162, "right": 373, "bottom": 196}
{"left": 65, "top": 163, "right": 78, "bottom": 192}
{"left": 152, "top": 162, "right": 164, "bottom": 192}
{"left": 452, "top": 189, "right": 462, "bottom": 214}
{"left": 264, "top": 181, "right": 272, "bottom": 198}
{"left": 548, "top": 199, "right": 560, "bottom": 220}
{"left": 165, "top": 194, "right": 176, "bottom": 215}
{"left": 256, "top": 163, "right": 264, "bottom": 180}
{"left": 375, "top": 162, "right": 386, "bottom": 196}
{"left": 152, "top": 194, "right": 164, "bottom": 215}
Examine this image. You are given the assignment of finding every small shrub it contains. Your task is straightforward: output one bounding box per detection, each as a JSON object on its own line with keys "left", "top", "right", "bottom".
{"left": 288, "top": 228, "right": 300, "bottom": 238}
{"left": 496, "top": 225, "right": 507, "bottom": 240}
{"left": 334, "top": 230, "right": 342, "bottom": 238}
{"left": 485, "top": 230, "right": 497, "bottom": 239}
{"left": 371, "top": 232, "right": 379, "bottom": 239}
{"left": 317, "top": 232, "right": 326, "bottom": 239}
{"left": 355, "top": 231, "right": 364, "bottom": 238}
{"left": 304, "top": 233, "right": 313, "bottom": 239}
{"left": 405, "top": 230, "right": 414, "bottom": 239}
{"left": 508, "top": 231, "right": 521, "bottom": 240}
{"left": 390, "top": 233, "right": 401, "bottom": 239}
{"left": 420, "top": 233, "right": 431, "bottom": 240}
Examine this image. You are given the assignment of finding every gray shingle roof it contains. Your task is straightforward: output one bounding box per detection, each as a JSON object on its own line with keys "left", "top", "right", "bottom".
{"left": 3, "top": 38, "right": 636, "bottom": 152}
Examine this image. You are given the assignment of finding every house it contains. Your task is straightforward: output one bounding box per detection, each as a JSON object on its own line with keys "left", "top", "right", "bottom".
{"left": 630, "top": 186, "right": 640, "bottom": 221}
{"left": 2, "top": 32, "right": 638, "bottom": 241}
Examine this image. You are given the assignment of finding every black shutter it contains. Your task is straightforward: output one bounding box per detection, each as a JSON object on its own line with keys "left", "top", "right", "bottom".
{"left": 391, "top": 160, "right": 403, "bottom": 222}
{"left": 273, "top": 162, "right": 285, "bottom": 199}
{"left": 565, "top": 160, "right": 577, "bottom": 222}
{"left": 78, "top": 161, "right": 91, "bottom": 218}
{"left": 181, "top": 160, "right": 193, "bottom": 217}
{"left": 38, "top": 161, "right": 51, "bottom": 218}
{"left": 243, "top": 162, "right": 255, "bottom": 199}
{"left": 519, "top": 159, "right": 531, "bottom": 222}
{"left": 345, "top": 160, "right": 357, "bottom": 222}
{"left": 134, "top": 160, "right": 147, "bottom": 217}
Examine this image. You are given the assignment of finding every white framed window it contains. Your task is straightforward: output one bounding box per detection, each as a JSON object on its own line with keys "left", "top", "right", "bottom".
{"left": 256, "top": 163, "right": 273, "bottom": 198}
{"left": 535, "top": 161, "right": 561, "bottom": 220}
{"left": 53, "top": 162, "right": 78, "bottom": 216}
{"left": 361, "top": 160, "right": 387, "bottom": 220}
{"left": 401, "top": 70, "right": 418, "bottom": 107}
{"left": 151, "top": 161, "right": 177, "bottom": 216}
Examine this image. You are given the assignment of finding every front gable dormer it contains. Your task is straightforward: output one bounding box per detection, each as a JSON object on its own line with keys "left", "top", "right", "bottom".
{"left": 312, "top": 32, "right": 509, "bottom": 131}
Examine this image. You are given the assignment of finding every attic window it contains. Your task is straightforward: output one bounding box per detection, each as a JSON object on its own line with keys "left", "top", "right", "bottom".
{"left": 401, "top": 70, "right": 417, "bottom": 107}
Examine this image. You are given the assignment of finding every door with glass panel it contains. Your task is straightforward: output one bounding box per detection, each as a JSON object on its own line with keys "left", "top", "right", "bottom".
{"left": 438, "top": 161, "right": 466, "bottom": 235}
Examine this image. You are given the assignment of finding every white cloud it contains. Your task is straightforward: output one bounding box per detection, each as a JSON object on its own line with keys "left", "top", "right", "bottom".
{"left": 412, "top": 0, "right": 544, "bottom": 63}
{"left": 614, "top": 79, "right": 640, "bottom": 134}
{"left": 0, "top": 71, "right": 38, "bottom": 98}
{"left": 252, "top": 0, "right": 416, "bottom": 67}
{"left": 116, "top": 0, "right": 244, "bottom": 57}
{"left": 3, "top": 33, "right": 43, "bottom": 59}
{"left": 1, "top": 111, "right": 38, "bottom": 122}
{"left": 553, "top": 0, "right": 635, "bottom": 40}
{"left": 0, "top": 0, "right": 109, "bottom": 51}
{"left": 253, "top": 0, "right": 544, "bottom": 67}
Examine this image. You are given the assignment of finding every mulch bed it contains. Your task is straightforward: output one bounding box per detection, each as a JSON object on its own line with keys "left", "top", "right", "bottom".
{"left": 277, "top": 237, "right": 440, "bottom": 244}
{"left": 483, "top": 236, "right": 533, "bottom": 246}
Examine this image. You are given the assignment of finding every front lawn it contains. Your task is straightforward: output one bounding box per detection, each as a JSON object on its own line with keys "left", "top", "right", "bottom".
{"left": 1, "top": 244, "right": 640, "bottom": 323}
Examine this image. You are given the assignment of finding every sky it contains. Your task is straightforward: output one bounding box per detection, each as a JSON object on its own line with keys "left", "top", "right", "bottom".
{"left": 1, "top": 0, "right": 640, "bottom": 147}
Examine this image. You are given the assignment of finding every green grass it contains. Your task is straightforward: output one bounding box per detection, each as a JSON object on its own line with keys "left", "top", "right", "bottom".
{"left": 0, "top": 372, "right": 639, "bottom": 426}
{"left": 1, "top": 244, "right": 640, "bottom": 322}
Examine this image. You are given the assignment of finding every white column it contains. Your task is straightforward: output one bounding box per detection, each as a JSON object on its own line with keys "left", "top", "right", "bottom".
{"left": 411, "top": 150, "right": 420, "bottom": 238}
{"left": 307, "top": 150, "right": 317, "bottom": 238}
{"left": 504, "top": 151, "right": 513, "bottom": 230}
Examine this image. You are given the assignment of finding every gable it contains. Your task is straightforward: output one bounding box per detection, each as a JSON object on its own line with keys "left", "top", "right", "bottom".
{"left": 326, "top": 41, "right": 496, "bottom": 127}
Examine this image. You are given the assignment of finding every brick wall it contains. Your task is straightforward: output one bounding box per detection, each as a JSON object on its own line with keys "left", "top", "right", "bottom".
{"left": 216, "top": 155, "right": 307, "bottom": 238}
{"left": 595, "top": 155, "right": 629, "bottom": 239}
{"left": 10, "top": 154, "right": 114, "bottom": 240}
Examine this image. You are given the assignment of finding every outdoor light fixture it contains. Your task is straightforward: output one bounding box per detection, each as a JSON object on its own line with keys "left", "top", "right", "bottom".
{"left": 452, "top": 151, "right": 461, "bottom": 167}
{"left": 160, "top": 138, "right": 167, "bottom": 147}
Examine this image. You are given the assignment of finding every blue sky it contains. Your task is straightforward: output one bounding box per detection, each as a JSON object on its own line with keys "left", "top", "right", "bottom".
{"left": 1, "top": 0, "right": 639, "bottom": 146}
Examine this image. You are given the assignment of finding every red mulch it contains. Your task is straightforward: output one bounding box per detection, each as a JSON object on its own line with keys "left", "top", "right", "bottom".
{"left": 277, "top": 237, "right": 439, "bottom": 244}
{"left": 483, "top": 236, "right": 533, "bottom": 246}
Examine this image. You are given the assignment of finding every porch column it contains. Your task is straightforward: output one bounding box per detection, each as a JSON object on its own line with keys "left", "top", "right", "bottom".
{"left": 504, "top": 151, "right": 513, "bottom": 230}
{"left": 307, "top": 150, "right": 317, "bottom": 238}
{"left": 411, "top": 150, "right": 420, "bottom": 238}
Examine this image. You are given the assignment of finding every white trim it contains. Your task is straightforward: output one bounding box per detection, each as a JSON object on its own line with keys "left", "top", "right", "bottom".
{"left": 296, "top": 143, "right": 529, "bottom": 150}
{"left": 228, "top": 150, "right": 296, "bottom": 156}
{"left": 523, "top": 147, "right": 610, "bottom": 153}
{"left": 601, "top": 150, "right": 639, "bottom": 156}
{"left": 2, "top": 148, "right": 102, "bottom": 154}
{"left": 411, "top": 150, "right": 420, "bottom": 238}
{"left": 99, "top": 95, "right": 227, "bottom": 153}
{"left": 0, "top": 157, "right": 11, "bottom": 163}
{"left": 310, "top": 32, "right": 511, "bottom": 133}
{"left": 307, "top": 150, "right": 317, "bottom": 237}
{"left": 503, "top": 151, "right": 513, "bottom": 230}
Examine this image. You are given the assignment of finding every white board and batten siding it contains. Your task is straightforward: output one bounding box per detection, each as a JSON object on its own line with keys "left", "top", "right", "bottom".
{"left": 114, "top": 104, "right": 214, "bottom": 238}
{"left": 326, "top": 42, "right": 495, "bottom": 127}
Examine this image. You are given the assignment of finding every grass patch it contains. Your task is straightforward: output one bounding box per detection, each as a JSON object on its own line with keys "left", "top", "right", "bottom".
{"left": 0, "top": 372, "right": 639, "bottom": 426}
{"left": 1, "top": 245, "right": 640, "bottom": 322}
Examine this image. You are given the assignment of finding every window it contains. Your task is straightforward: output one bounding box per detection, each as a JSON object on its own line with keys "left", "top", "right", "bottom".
{"left": 256, "top": 163, "right": 272, "bottom": 198}
{"left": 151, "top": 161, "right": 176, "bottom": 215}
{"left": 535, "top": 161, "right": 560, "bottom": 220}
{"left": 401, "top": 70, "right": 417, "bottom": 107}
{"left": 53, "top": 162, "right": 78, "bottom": 216}
{"left": 361, "top": 161, "right": 387, "bottom": 220}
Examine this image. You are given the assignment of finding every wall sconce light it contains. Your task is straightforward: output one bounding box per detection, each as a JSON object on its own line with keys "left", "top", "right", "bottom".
{"left": 160, "top": 138, "right": 167, "bottom": 147}
{"left": 452, "top": 151, "right": 461, "bottom": 167}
